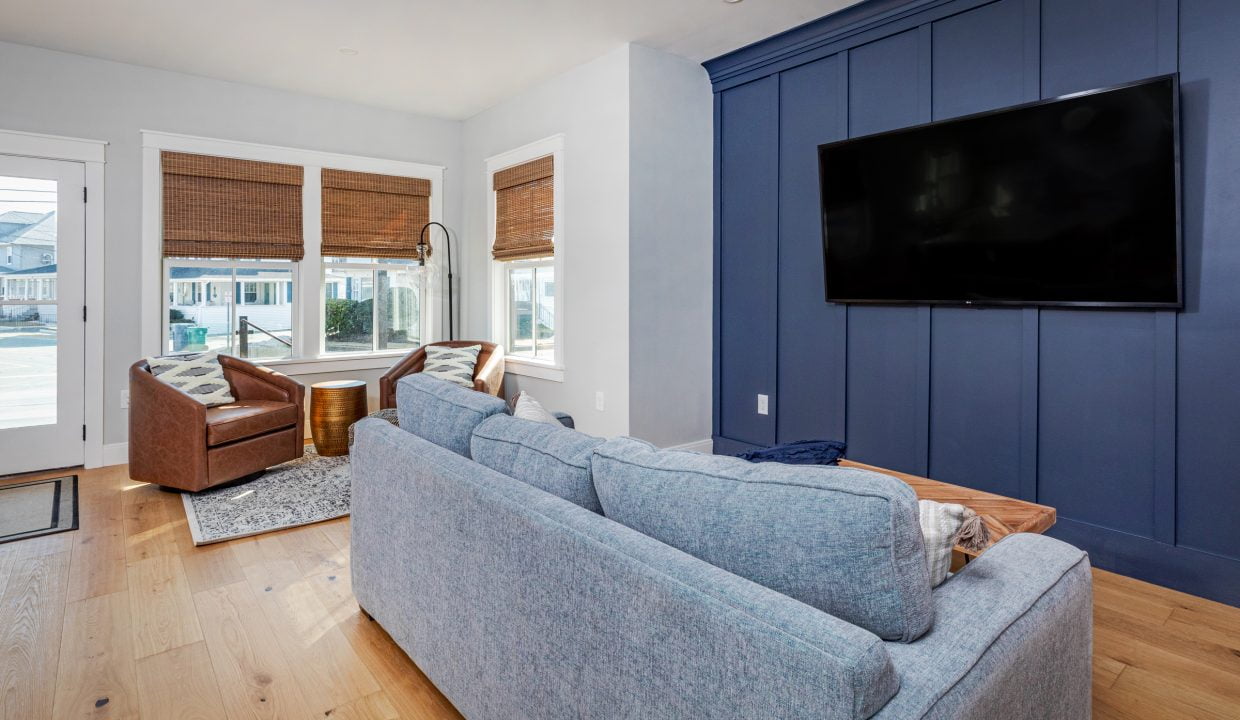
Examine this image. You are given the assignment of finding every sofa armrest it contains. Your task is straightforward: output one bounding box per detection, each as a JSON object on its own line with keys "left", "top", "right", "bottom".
{"left": 875, "top": 534, "right": 1092, "bottom": 720}
{"left": 472, "top": 344, "right": 505, "bottom": 396}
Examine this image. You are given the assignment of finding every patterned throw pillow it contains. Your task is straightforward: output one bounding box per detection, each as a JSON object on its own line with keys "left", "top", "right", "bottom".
{"left": 423, "top": 344, "right": 481, "bottom": 388}
{"left": 917, "top": 499, "right": 990, "bottom": 586}
{"left": 145, "top": 352, "right": 235, "bottom": 406}
{"left": 510, "top": 391, "right": 561, "bottom": 426}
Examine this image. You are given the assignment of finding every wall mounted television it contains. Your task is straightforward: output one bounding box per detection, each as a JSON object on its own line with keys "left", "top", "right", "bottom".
{"left": 819, "top": 74, "right": 1181, "bottom": 309}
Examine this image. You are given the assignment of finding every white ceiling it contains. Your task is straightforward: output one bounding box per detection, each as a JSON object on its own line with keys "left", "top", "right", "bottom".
{"left": 0, "top": 0, "right": 862, "bottom": 119}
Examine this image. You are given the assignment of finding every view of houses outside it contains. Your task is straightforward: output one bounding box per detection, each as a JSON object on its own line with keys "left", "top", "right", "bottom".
{"left": 167, "top": 264, "right": 295, "bottom": 359}
{"left": 165, "top": 260, "right": 422, "bottom": 359}
{"left": 0, "top": 176, "right": 58, "bottom": 429}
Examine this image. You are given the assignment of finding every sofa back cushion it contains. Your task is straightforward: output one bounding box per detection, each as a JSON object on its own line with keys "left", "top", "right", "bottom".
{"left": 396, "top": 374, "right": 507, "bottom": 457}
{"left": 591, "top": 437, "right": 933, "bottom": 642}
{"left": 471, "top": 414, "right": 604, "bottom": 512}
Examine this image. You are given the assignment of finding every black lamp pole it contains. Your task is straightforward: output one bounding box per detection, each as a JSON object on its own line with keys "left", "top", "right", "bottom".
{"left": 417, "top": 221, "right": 453, "bottom": 341}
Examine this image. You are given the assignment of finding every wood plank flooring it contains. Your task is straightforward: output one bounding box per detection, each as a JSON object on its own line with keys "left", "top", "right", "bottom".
{"left": 1, "top": 464, "right": 1238, "bottom": 719}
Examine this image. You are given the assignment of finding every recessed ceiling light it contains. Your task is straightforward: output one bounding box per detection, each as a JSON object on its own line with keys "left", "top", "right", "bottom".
{"left": 338, "top": 47, "right": 359, "bottom": 56}
{"left": 724, "top": 0, "right": 743, "bottom": 4}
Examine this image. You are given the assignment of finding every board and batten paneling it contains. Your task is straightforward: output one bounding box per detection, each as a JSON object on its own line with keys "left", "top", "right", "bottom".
{"left": 776, "top": 55, "right": 848, "bottom": 445}
{"left": 1176, "top": 0, "right": 1240, "bottom": 561}
{"left": 926, "top": 0, "right": 1034, "bottom": 498}
{"left": 717, "top": 76, "right": 779, "bottom": 446}
{"left": 706, "top": 0, "right": 1240, "bottom": 606}
{"left": 843, "top": 29, "right": 931, "bottom": 476}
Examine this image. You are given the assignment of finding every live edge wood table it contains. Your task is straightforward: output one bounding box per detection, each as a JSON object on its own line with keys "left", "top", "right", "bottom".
{"left": 840, "top": 459, "right": 1057, "bottom": 559}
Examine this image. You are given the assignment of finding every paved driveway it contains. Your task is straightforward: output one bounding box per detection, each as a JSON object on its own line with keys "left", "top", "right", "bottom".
{"left": 0, "top": 327, "right": 57, "bottom": 429}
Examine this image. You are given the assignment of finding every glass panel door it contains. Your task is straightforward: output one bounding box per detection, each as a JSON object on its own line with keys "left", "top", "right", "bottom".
{"left": 0, "top": 155, "right": 85, "bottom": 474}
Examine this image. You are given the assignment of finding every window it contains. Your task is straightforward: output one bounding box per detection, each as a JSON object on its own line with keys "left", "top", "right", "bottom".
{"left": 322, "top": 257, "right": 422, "bottom": 354}
{"left": 507, "top": 260, "right": 555, "bottom": 360}
{"left": 165, "top": 259, "right": 295, "bottom": 360}
{"left": 487, "top": 136, "right": 563, "bottom": 374}
{"left": 150, "top": 138, "right": 443, "bottom": 366}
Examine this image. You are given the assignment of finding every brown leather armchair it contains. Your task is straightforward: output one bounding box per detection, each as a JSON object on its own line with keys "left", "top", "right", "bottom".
{"left": 378, "top": 340, "right": 505, "bottom": 409}
{"left": 128, "top": 355, "right": 306, "bottom": 492}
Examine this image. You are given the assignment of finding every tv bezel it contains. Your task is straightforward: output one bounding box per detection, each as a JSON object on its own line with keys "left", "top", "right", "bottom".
{"left": 817, "top": 73, "right": 1183, "bottom": 310}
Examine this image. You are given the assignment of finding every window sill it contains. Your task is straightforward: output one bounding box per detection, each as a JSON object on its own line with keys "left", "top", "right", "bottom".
{"left": 505, "top": 357, "right": 564, "bottom": 382}
{"left": 256, "top": 351, "right": 407, "bottom": 376}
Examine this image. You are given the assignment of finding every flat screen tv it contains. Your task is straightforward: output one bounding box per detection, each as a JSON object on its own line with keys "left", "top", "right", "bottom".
{"left": 819, "top": 74, "right": 1181, "bottom": 308}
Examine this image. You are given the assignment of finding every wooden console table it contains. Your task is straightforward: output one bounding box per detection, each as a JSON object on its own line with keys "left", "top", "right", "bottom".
{"left": 840, "top": 460, "right": 1057, "bottom": 557}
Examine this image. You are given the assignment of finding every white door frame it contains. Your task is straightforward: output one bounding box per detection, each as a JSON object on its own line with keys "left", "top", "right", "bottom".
{"left": 0, "top": 129, "right": 107, "bottom": 469}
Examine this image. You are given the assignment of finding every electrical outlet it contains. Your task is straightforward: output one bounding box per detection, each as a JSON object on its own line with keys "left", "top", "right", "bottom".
{"left": 757, "top": 394, "right": 769, "bottom": 415}
{"left": 595, "top": 391, "right": 605, "bottom": 412}
{"left": 120, "top": 387, "right": 130, "bottom": 409}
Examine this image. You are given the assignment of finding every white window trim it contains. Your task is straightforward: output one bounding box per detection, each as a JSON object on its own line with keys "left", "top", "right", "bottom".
{"left": 140, "top": 130, "right": 445, "bottom": 368}
{"left": 0, "top": 128, "right": 108, "bottom": 468}
{"left": 485, "top": 134, "right": 565, "bottom": 382}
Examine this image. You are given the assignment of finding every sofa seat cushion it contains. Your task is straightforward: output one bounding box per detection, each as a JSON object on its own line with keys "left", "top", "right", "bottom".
{"left": 591, "top": 436, "right": 934, "bottom": 642}
{"left": 205, "top": 400, "right": 299, "bottom": 446}
{"left": 396, "top": 374, "right": 508, "bottom": 457}
{"left": 470, "top": 414, "right": 605, "bottom": 512}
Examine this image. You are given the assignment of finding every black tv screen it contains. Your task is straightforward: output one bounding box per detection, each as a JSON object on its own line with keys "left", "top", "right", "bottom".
{"left": 819, "top": 75, "right": 1181, "bottom": 308}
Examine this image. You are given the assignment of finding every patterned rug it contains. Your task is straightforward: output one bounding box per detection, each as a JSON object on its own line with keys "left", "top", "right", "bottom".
{"left": 181, "top": 447, "right": 350, "bottom": 545}
{"left": 0, "top": 475, "right": 77, "bottom": 545}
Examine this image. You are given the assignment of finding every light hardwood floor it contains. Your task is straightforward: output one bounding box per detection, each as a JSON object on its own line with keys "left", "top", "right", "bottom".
{"left": 1, "top": 464, "right": 1238, "bottom": 719}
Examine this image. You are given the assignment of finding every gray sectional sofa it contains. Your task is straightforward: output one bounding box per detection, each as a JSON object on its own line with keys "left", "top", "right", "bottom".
{"left": 350, "top": 375, "right": 1093, "bottom": 720}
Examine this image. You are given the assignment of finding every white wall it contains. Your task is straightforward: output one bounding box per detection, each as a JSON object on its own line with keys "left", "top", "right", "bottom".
{"left": 0, "top": 40, "right": 462, "bottom": 445}
{"left": 627, "top": 45, "right": 714, "bottom": 448}
{"left": 461, "top": 45, "right": 632, "bottom": 438}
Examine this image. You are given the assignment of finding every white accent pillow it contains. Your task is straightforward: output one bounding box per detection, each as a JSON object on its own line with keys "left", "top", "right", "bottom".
{"left": 918, "top": 499, "right": 988, "bottom": 586}
{"left": 423, "top": 344, "right": 481, "bottom": 388}
{"left": 145, "top": 352, "right": 235, "bottom": 406}
{"left": 511, "top": 391, "right": 561, "bottom": 426}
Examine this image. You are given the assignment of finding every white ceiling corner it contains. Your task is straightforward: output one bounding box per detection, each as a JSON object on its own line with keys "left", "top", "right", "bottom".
{"left": 0, "top": 0, "right": 863, "bottom": 119}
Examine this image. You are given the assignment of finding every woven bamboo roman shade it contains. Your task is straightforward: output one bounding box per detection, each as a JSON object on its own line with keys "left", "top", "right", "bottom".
{"left": 162, "top": 151, "right": 304, "bottom": 260}
{"left": 321, "top": 169, "right": 431, "bottom": 260}
{"left": 493, "top": 155, "right": 554, "bottom": 261}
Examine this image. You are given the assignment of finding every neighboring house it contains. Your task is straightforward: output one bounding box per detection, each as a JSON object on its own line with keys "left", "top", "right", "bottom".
{"left": 167, "top": 265, "right": 294, "bottom": 338}
{"left": 0, "top": 210, "right": 56, "bottom": 273}
{"left": 0, "top": 263, "right": 58, "bottom": 323}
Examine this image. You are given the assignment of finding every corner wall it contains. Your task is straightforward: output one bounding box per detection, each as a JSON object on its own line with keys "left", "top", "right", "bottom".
{"left": 461, "top": 46, "right": 633, "bottom": 438}
{"left": 628, "top": 45, "right": 714, "bottom": 448}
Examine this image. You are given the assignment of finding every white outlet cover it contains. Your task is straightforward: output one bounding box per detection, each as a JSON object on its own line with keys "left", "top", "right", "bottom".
{"left": 595, "top": 391, "right": 605, "bottom": 411}
{"left": 757, "top": 394, "right": 769, "bottom": 415}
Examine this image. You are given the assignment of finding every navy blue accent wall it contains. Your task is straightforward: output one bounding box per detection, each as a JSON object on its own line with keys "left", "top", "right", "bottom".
{"left": 707, "top": 0, "right": 1240, "bottom": 606}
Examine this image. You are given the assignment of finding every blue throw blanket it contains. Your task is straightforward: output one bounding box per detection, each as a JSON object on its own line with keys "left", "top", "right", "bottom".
{"left": 735, "top": 439, "right": 846, "bottom": 466}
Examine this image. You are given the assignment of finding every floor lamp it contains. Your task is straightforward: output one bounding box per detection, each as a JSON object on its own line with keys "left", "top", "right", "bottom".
{"left": 417, "top": 221, "right": 454, "bottom": 341}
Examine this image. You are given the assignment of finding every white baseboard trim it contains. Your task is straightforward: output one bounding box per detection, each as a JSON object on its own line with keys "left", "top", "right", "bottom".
{"left": 100, "top": 442, "right": 129, "bottom": 468}
{"left": 664, "top": 438, "right": 714, "bottom": 454}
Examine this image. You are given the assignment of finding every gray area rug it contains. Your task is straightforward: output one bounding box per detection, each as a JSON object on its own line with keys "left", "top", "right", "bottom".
{"left": 181, "top": 447, "right": 349, "bottom": 545}
{"left": 0, "top": 475, "right": 77, "bottom": 545}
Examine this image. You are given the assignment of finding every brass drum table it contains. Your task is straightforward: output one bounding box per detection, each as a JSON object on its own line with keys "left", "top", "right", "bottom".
{"left": 310, "top": 380, "right": 368, "bottom": 456}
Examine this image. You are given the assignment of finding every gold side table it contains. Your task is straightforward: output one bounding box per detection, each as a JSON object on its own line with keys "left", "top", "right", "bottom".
{"left": 310, "top": 380, "right": 368, "bottom": 456}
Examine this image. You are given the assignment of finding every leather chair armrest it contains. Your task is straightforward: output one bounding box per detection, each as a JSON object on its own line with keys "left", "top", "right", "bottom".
{"left": 128, "top": 361, "right": 208, "bottom": 485}
{"left": 473, "top": 344, "right": 505, "bottom": 397}
{"left": 219, "top": 355, "right": 304, "bottom": 405}
{"left": 218, "top": 355, "right": 305, "bottom": 441}
{"left": 379, "top": 347, "right": 427, "bottom": 409}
